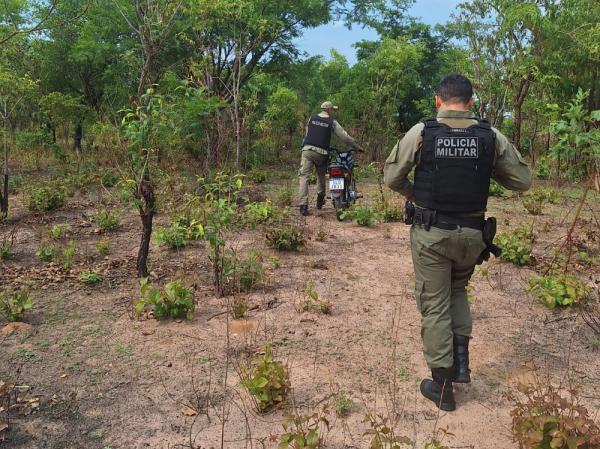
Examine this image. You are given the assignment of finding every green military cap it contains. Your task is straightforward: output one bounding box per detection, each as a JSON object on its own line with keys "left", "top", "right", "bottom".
{"left": 320, "top": 101, "right": 338, "bottom": 110}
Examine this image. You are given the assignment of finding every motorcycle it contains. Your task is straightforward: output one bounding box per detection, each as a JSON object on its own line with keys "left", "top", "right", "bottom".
{"left": 327, "top": 148, "right": 361, "bottom": 220}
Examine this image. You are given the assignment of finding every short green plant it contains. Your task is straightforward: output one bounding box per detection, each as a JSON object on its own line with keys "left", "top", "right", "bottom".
{"left": 522, "top": 190, "right": 545, "bottom": 215}
{"left": 354, "top": 162, "right": 380, "bottom": 180}
{"left": 307, "top": 172, "right": 317, "bottom": 185}
{"left": 244, "top": 200, "right": 277, "bottom": 228}
{"left": 0, "top": 238, "right": 12, "bottom": 260}
{"left": 27, "top": 184, "right": 67, "bottom": 212}
{"left": 340, "top": 205, "right": 378, "bottom": 226}
{"left": 269, "top": 256, "right": 281, "bottom": 268}
{"left": 50, "top": 224, "right": 71, "bottom": 239}
{"left": 278, "top": 405, "right": 331, "bottom": 449}
{"left": 539, "top": 187, "right": 561, "bottom": 204}
{"left": 527, "top": 273, "right": 590, "bottom": 309}
{"left": 100, "top": 168, "right": 120, "bottom": 188}
{"left": 363, "top": 413, "right": 413, "bottom": 449}
{"left": 333, "top": 394, "right": 354, "bottom": 417}
{"left": 240, "top": 344, "right": 290, "bottom": 413}
{"left": 489, "top": 179, "right": 507, "bottom": 197}
{"left": 96, "top": 240, "right": 110, "bottom": 256}
{"left": 247, "top": 169, "right": 267, "bottom": 184}
{"left": 510, "top": 382, "right": 600, "bottom": 449}
{"left": 266, "top": 224, "right": 305, "bottom": 251}
{"left": 36, "top": 242, "right": 58, "bottom": 262}
{"left": 171, "top": 193, "right": 206, "bottom": 240}
{"left": 95, "top": 209, "right": 120, "bottom": 231}
{"left": 380, "top": 204, "right": 403, "bottom": 223}
{"left": 301, "top": 280, "right": 331, "bottom": 314}
{"left": 578, "top": 251, "right": 597, "bottom": 266}
{"left": 534, "top": 156, "right": 550, "bottom": 179}
{"left": 274, "top": 185, "right": 294, "bottom": 207}
{"left": 153, "top": 223, "right": 189, "bottom": 249}
{"left": 232, "top": 296, "right": 248, "bottom": 319}
{"left": 0, "top": 288, "right": 33, "bottom": 322}
{"left": 79, "top": 271, "right": 103, "bottom": 284}
{"left": 233, "top": 256, "right": 265, "bottom": 291}
{"left": 496, "top": 224, "right": 534, "bottom": 266}
{"left": 61, "top": 242, "right": 77, "bottom": 269}
{"left": 134, "top": 278, "right": 195, "bottom": 320}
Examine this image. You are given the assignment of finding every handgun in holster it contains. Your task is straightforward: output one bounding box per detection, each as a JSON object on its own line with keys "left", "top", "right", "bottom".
{"left": 477, "top": 217, "right": 502, "bottom": 264}
{"left": 404, "top": 201, "right": 415, "bottom": 225}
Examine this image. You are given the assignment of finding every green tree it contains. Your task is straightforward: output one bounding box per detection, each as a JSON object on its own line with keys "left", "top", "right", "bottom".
{"left": 262, "top": 87, "right": 304, "bottom": 159}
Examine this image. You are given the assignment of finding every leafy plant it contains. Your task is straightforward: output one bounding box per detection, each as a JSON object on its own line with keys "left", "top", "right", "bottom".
{"left": 134, "top": 278, "right": 195, "bottom": 320}
{"left": 244, "top": 200, "right": 277, "bottom": 228}
{"left": 363, "top": 413, "right": 413, "bottom": 449}
{"left": 278, "top": 405, "right": 331, "bottom": 449}
{"left": 489, "top": 179, "right": 508, "bottom": 197}
{"left": 534, "top": 156, "right": 550, "bottom": 179}
{"left": 496, "top": 224, "right": 534, "bottom": 266}
{"left": 240, "top": 344, "right": 290, "bottom": 413}
{"left": 233, "top": 256, "right": 265, "bottom": 291}
{"left": 527, "top": 273, "right": 591, "bottom": 309}
{"left": 50, "top": 224, "right": 71, "bottom": 239}
{"left": 510, "top": 382, "right": 600, "bottom": 449}
{"left": 266, "top": 224, "right": 305, "bottom": 251}
{"left": 300, "top": 280, "right": 331, "bottom": 314}
{"left": 522, "top": 190, "right": 545, "bottom": 215}
{"left": 274, "top": 185, "right": 294, "bottom": 207}
{"left": 333, "top": 394, "right": 354, "bottom": 417}
{"left": 232, "top": 297, "right": 248, "bottom": 319}
{"left": 247, "top": 169, "right": 267, "bottom": 184}
{"left": 0, "top": 237, "right": 12, "bottom": 260}
{"left": 153, "top": 223, "right": 190, "bottom": 249}
{"left": 354, "top": 162, "right": 380, "bottom": 180}
{"left": 100, "top": 168, "right": 120, "bottom": 188}
{"left": 61, "top": 242, "right": 77, "bottom": 269}
{"left": 36, "top": 242, "right": 58, "bottom": 262}
{"left": 27, "top": 184, "right": 67, "bottom": 212}
{"left": 340, "top": 205, "right": 378, "bottom": 226}
{"left": 0, "top": 288, "right": 33, "bottom": 322}
{"left": 79, "top": 271, "right": 103, "bottom": 284}
{"left": 96, "top": 240, "right": 110, "bottom": 256}
{"left": 95, "top": 209, "right": 120, "bottom": 231}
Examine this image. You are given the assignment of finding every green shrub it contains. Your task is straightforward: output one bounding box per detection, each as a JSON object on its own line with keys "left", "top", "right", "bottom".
{"left": 363, "top": 413, "right": 413, "bottom": 449}
{"left": 301, "top": 280, "right": 331, "bottom": 314}
{"left": 95, "top": 209, "right": 120, "bottom": 231}
{"left": 307, "top": 172, "right": 317, "bottom": 185}
{"left": 279, "top": 405, "right": 331, "bottom": 449}
{"left": 527, "top": 273, "right": 591, "bottom": 309}
{"left": 333, "top": 394, "right": 354, "bottom": 417}
{"left": 100, "top": 168, "right": 120, "bottom": 188}
{"left": 539, "top": 187, "right": 562, "bottom": 204}
{"left": 153, "top": 223, "right": 190, "bottom": 249}
{"left": 244, "top": 201, "right": 277, "bottom": 228}
{"left": 232, "top": 297, "right": 248, "bottom": 319}
{"left": 266, "top": 224, "right": 305, "bottom": 251}
{"left": 510, "top": 382, "right": 600, "bottom": 449}
{"left": 50, "top": 224, "right": 71, "bottom": 240}
{"left": 0, "top": 288, "right": 33, "bottom": 322}
{"left": 534, "top": 157, "right": 550, "bottom": 179}
{"left": 489, "top": 179, "right": 508, "bottom": 197}
{"left": 61, "top": 242, "right": 77, "bottom": 270}
{"left": 247, "top": 169, "right": 267, "bottom": 184}
{"left": 36, "top": 242, "right": 58, "bottom": 262}
{"left": 79, "top": 271, "right": 102, "bottom": 284}
{"left": 380, "top": 204, "right": 403, "bottom": 223}
{"left": 96, "top": 240, "right": 110, "bottom": 256}
{"left": 234, "top": 257, "right": 265, "bottom": 291}
{"left": 134, "top": 278, "right": 195, "bottom": 320}
{"left": 522, "top": 190, "right": 545, "bottom": 215}
{"left": 240, "top": 344, "right": 290, "bottom": 412}
{"left": 0, "top": 239, "right": 12, "bottom": 260}
{"left": 341, "top": 205, "right": 378, "bottom": 226}
{"left": 27, "top": 184, "right": 67, "bottom": 212}
{"left": 496, "top": 224, "right": 534, "bottom": 266}
{"left": 354, "top": 162, "right": 380, "bottom": 180}
{"left": 274, "top": 185, "right": 294, "bottom": 207}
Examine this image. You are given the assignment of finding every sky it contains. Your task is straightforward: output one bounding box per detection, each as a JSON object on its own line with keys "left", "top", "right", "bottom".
{"left": 295, "top": 0, "right": 465, "bottom": 64}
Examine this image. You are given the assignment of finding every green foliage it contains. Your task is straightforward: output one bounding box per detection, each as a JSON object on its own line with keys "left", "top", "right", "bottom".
{"left": 50, "top": 224, "right": 71, "bottom": 240}
{"left": 61, "top": 242, "right": 77, "bottom": 270}
{"left": 100, "top": 169, "right": 120, "bottom": 188}
{"left": 528, "top": 273, "right": 591, "bottom": 309}
{"left": 95, "top": 209, "right": 120, "bottom": 231}
{"left": 489, "top": 179, "right": 508, "bottom": 197}
{"left": 354, "top": 162, "right": 380, "bottom": 180}
{"left": 233, "top": 256, "right": 265, "bottom": 291}
{"left": 244, "top": 200, "right": 277, "bottom": 228}
{"left": 240, "top": 344, "right": 290, "bottom": 413}
{"left": 79, "top": 271, "right": 102, "bottom": 284}
{"left": 96, "top": 240, "right": 110, "bottom": 256}
{"left": 247, "top": 169, "right": 267, "bottom": 184}
{"left": 496, "top": 224, "right": 534, "bottom": 266}
{"left": 0, "top": 237, "right": 12, "bottom": 260}
{"left": 363, "top": 413, "right": 413, "bottom": 449}
{"left": 340, "top": 205, "right": 378, "bottom": 226}
{"left": 274, "top": 185, "right": 294, "bottom": 207}
{"left": 278, "top": 405, "right": 331, "bottom": 449}
{"left": 153, "top": 223, "right": 190, "bottom": 249}
{"left": 0, "top": 288, "right": 33, "bottom": 322}
{"left": 510, "top": 383, "right": 600, "bottom": 449}
{"left": 134, "top": 278, "right": 195, "bottom": 320}
{"left": 538, "top": 187, "right": 562, "bottom": 205}
{"left": 27, "top": 184, "right": 67, "bottom": 212}
{"left": 333, "top": 394, "right": 354, "bottom": 417}
{"left": 301, "top": 280, "right": 331, "bottom": 315}
{"left": 266, "top": 224, "right": 305, "bottom": 251}
{"left": 522, "top": 190, "right": 545, "bottom": 215}
{"left": 534, "top": 157, "right": 550, "bottom": 180}
{"left": 232, "top": 297, "right": 248, "bottom": 319}
{"left": 36, "top": 242, "right": 58, "bottom": 262}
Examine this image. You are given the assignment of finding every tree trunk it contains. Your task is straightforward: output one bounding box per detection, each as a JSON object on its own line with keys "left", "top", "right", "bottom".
{"left": 74, "top": 122, "right": 83, "bottom": 160}
{"left": 136, "top": 176, "right": 154, "bottom": 278}
{"left": 512, "top": 74, "right": 532, "bottom": 150}
{"left": 1, "top": 100, "right": 8, "bottom": 218}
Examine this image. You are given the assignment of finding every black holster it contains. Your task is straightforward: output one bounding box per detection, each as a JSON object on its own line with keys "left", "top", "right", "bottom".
{"left": 477, "top": 217, "right": 502, "bottom": 264}
{"left": 404, "top": 201, "right": 415, "bottom": 225}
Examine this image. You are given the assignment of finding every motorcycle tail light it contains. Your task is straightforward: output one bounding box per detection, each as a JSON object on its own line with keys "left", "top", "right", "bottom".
{"left": 329, "top": 167, "right": 343, "bottom": 177}
{"left": 344, "top": 172, "right": 350, "bottom": 178}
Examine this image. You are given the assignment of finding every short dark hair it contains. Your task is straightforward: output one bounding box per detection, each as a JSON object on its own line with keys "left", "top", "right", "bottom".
{"left": 436, "top": 74, "right": 473, "bottom": 104}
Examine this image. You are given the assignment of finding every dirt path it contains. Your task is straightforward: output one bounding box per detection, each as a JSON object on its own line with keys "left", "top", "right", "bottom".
{"left": 1, "top": 183, "right": 599, "bottom": 449}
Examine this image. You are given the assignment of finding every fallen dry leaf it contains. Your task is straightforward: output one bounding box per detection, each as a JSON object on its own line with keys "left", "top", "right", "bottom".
{"left": 180, "top": 406, "right": 198, "bottom": 417}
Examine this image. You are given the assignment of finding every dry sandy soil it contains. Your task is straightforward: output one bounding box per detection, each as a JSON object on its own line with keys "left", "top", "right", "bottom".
{"left": 1, "top": 177, "right": 599, "bottom": 449}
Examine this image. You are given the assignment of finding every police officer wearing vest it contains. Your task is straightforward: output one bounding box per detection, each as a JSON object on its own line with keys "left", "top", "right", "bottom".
{"left": 298, "top": 101, "right": 362, "bottom": 216}
{"left": 384, "top": 74, "right": 532, "bottom": 411}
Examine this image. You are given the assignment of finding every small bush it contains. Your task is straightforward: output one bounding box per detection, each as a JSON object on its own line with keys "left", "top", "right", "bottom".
{"left": 333, "top": 394, "right": 354, "bottom": 417}
{"left": 232, "top": 297, "right": 248, "bottom": 319}
{"left": 528, "top": 273, "right": 591, "bottom": 308}
{"left": 266, "top": 224, "right": 305, "bottom": 251}
{"left": 307, "top": 172, "right": 317, "bottom": 185}
{"left": 100, "top": 168, "right": 120, "bottom": 188}
{"left": 380, "top": 204, "right": 403, "bottom": 223}
{"left": 0, "top": 238, "right": 12, "bottom": 260}
{"left": 79, "top": 271, "right": 102, "bottom": 284}
{"left": 0, "top": 288, "right": 33, "bottom": 322}
{"left": 95, "top": 209, "right": 120, "bottom": 231}
{"left": 61, "top": 242, "right": 77, "bottom": 270}
{"left": 240, "top": 344, "right": 290, "bottom": 413}
{"left": 510, "top": 382, "right": 600, "bottom": 449}
{"left": 134, "top": 278, "right": 195, "bottom": 320}
{"left": 274, "top": 185, "right": 294, "bottom": 207}
{"left": 534, "top": 156, "right": 550, "bottom": 179}
{"left": 234, "top": 257, "right": 265, "bottom": 291}
{"left": 36, "top": 242, "right": 58, "bottom": 262}
{"left": 354, "top": 162, "right": 380, "bottom": 180}
{"left": 539, "top": 187, "right": 562, "bottom": 204}
{"left": 489, "top": 179, "right": 507, "bottom": 197}
{"left": 50, "top": 224, "right": 71, "bottom": 240}
{"left": 27, "top": 184, "right": 67, "bottom": 212}
{"left": 363, "top": 413, "right": 413, "bottom": 449}
{"left": 522, "top": 190, "right": 545, "bottom": 215}
{"left": 301, "top": 280, "right": 331, "bottom": 314}
{"left": 341, "top": 205, "right": 378, "bottom": 226}
{"left": 496, "top": 224, "right": 534, "bottom": 266}
{"left": 279, "top": 405, "right": 331, "bottom": 449}
{"left": 96, "top": 240, "right": 110, "bottom": 256}
{"left": 247, "top": 169, "right": 267, "bottom": 184}
{"left": 244, "top": 201, "right": 277, "bottom": 228}
{"left": 153, "top": 223, "right": 189, "bottom": 249}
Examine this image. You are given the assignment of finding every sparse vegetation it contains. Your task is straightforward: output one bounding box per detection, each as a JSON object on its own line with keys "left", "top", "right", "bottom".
{"left": 496, "top": 224, "right": 534, "bottom": 266}
{"left": 95, "top": 209, "right": 121, "bottom": 231}
{"left": 36, "top": 241, "right": 58, "bottom": 262}
{"left": 528, "top": 273, "right": 591, "bottom": 309}
{"left": 27, "top": 184, "right": 67, "bottom": 212}
{"left": 278, "top": 405, "right": 331, "bottom": 449}
{"left": 96, "top": 240, "right": 110, "bottom": 256}
{"left": 0, "top": 288, "right": 33, "bottom": 322}
{"left": 134, "top": 278, "right": 195, "bottom": 320}
{"left": 266, "top": 224, "right": 305, "bottom": 251}
{"left": 153, "top": 223, "right": 189, "bottom": 249}
{"left": 79, "top": 271, "right": 103, "bottom": 284}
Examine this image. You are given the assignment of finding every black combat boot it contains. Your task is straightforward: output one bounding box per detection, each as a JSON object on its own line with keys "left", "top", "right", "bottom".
{"left": 453, "top": 335, "right": 471, "bottom": 383}
{"left": 299, "top": 205, "right": 309, "bottom": 216}
{"left": 316, "top": 193, "right": 325, "bottom": 210}
{"left": 420, "top": 367, "right": 456, "bottom": 411}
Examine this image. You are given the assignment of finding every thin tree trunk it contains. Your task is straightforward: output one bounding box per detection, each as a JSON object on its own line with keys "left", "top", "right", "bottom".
{"left": 1, "top": 100, "right": 8, "bottom": 217}
{"left": 136, "top": 173, "right": 154, "bottom": 278}
{"left": 512, "top": 74, "right": 532, "bottom": 150}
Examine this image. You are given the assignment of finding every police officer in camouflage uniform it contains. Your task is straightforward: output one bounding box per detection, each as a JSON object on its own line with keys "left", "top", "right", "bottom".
{"left": 298, "top": 101, "right": 362, "bottom": 216}
{"left": 384, "top": 75, "right": 532, "bottom": 411}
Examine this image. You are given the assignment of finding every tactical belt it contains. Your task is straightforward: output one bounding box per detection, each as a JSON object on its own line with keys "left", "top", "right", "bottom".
{"left": 413, "top": 207, "right": 484, "bottom": 231}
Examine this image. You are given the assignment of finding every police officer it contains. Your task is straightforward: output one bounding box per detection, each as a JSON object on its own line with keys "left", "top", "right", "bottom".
{"left": 298, "top": 101, "right": 362, "bottom": 216}
{"left": 383, "top": 74, "right": 532, "bottom": 411}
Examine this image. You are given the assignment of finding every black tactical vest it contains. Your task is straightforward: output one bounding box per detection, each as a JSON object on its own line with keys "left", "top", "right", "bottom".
{"left": 414, "top": 118, "right": 496, "bottom": 213}
{"left": 303, "top": 115, "right": 334, "bottom": 150}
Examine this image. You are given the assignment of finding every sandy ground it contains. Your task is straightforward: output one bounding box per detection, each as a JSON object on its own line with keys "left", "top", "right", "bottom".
{"left": 1, "top": 179, "right": 599, "bottom": 449}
